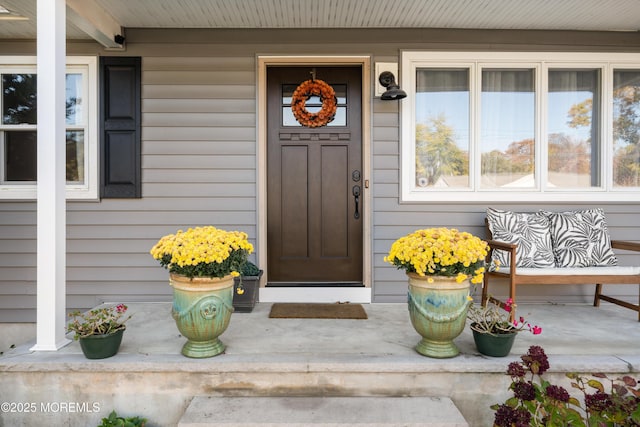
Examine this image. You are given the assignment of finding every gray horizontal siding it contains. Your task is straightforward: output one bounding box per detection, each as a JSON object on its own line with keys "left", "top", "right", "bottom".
{"left": 143, "top": 183, "right": 255, "bottom": 197}
{"left": 67, "top": 198, "right": 257, "bottom": 211}
{"left": 0, "top": 48, "right": 259, "bottom": 322}
{"left": 145, "top": 140, "right": 256, "bottom": 153}
{"left": 144, "top": 169, "right": 255, "bottom": 183}
{"left": 63, "top": 225, "right": 257, "bottom": 240}
{"left": 144, "top": 112, "right": 256, "bottom": 127}
{"left": 144, "top": 70, "right": 255, "bottom": 85}
{"left": 144, "top": 128, "right": 256, "bottom": 141}
{"left": 144, "top": 155, "right": 254, "bottom": 169}
{"left": 1, "top": 28, "right": 639, "bottom": 321}
{"left": 143, "top": 99, "right": 255, "bottom": 113}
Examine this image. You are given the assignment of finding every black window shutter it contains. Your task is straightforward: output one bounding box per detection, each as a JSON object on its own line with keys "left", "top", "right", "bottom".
{"left": 100, "top": 57, "right": 141, "bottom": 198}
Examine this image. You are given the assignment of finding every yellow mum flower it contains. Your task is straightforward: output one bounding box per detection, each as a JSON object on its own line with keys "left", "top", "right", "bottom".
{"left": 385, "top": 227, "right": 488, "bottom": 285}
{"left": 150, "top": 226, "right": 254, "bottom": 279}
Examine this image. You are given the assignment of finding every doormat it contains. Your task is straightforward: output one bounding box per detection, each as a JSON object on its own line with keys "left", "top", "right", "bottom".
{"left": 268, "top": 303, "right": 367, "bottom": 319}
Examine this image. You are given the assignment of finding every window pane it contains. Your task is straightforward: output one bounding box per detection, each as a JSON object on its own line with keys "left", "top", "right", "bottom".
{"left": 66, "top": 130, "right": 84, "bottom": 183}
{"left": 547, "top": 69, "right": 601, "bottom": 188}
{"left": 480, "top": 69, "right": 535, "bottom": 189}
{"left": 282, "top": 83, "right": 347, "bottom": 127}
{"left": 613, "top": 70, "right": 640, "bottom": 188}
{"left": 415, "top": 69, "right": 470, "bottom": 188}
{"left": 66, "top": 73, "right": 83, "bottom": 126}
{"left": 5, "top": 131, "right": 37, "bottom": 181}
{"left": 3, "top": 131, "right": 85, "bottom": 183}
{"left": 2, "top": 74, "right": 37, "bottom": 125}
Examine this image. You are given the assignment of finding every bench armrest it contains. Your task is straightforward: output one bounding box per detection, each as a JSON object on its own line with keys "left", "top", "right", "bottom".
{"left": 485, "top": 239, "right": 517, "bottom": 275}
{"left": 486, "top": 239, "right": 517, "bottom": 251}
{"left": 482, "top": 239, "right": 518, "bottom": 317}
{"left": 611, "top": 240, "right": 640, "bottom": 252}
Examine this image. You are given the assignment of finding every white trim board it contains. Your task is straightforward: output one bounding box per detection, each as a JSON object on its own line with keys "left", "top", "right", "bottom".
{"left": 256, "top": 55, "right": 373, "bottom": 304}
{"left": 259, "top": 287, "right": 372, "bottom": 304}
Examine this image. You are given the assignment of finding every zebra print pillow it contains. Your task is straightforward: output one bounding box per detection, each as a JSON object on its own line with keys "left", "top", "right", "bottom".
{"left": 486, "top": 208, "right": 555, "bottom": 269}
{"left": 544, "top": 209, "right": 618, "bottom": 267}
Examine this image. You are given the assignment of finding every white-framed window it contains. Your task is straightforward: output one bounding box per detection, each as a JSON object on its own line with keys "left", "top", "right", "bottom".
{"left": 0, "top": 56, "right": 98, "bottom": 200}
{"left": 400, "top": 52, "right": 640, "bottom": 202}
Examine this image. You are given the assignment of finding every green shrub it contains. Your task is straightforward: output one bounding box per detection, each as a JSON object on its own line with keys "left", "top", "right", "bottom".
{"left": 97, "top": 410, "right": 147, "bottom": 427}
{"left": 241, "top": 261, "right": 261, "bottom": 276}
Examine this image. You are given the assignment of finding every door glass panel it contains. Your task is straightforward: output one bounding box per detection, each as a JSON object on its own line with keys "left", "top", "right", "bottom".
{"left": 480, "top": 69, "right": 536, "bottom": 189}
{"left": 415, "top": 68, "right": 470, "bottom": 188}
{"left": 282, "top": 83, "right": 347, "bottom": 127}
{"left": 613, "top": 69, "right": 640, "bottom": 188}
{"left": 547, "top": 69, "right": 601, "bottom": 188}
{"left": 2, "top": 74, "right": 37, "bottom": 125}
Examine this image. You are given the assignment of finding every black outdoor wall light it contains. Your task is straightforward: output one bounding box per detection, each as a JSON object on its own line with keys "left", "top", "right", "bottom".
{"left": 378, "top": 71, "right": 407, "bottom": 100}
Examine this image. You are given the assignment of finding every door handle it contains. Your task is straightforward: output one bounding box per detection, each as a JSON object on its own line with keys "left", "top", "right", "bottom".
{"left": 352, "top": 185, "right": 361, "bottom": 219}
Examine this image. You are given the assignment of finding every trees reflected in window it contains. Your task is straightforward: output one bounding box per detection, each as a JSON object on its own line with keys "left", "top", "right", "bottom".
{"left": 1, "top": 72, "right": 85, "bottom": 184}
{"left": 613, "top": 70, "right": 640, "bottom": 187}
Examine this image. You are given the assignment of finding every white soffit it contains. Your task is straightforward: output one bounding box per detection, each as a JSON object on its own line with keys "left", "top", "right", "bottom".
{"left": 0, "top": 0, "right": 639, "bottom": 41}
{"left": 93, "top": 0, "right": 640, "bottom": 32}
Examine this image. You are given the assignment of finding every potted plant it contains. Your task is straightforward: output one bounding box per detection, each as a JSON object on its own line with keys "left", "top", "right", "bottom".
{"left": 384, "top": 227, "right": 488, "bottom": 358}
{"left": 67, "top": 304, "right": 131, "bottom": 359}
{"left": 150, "top": 226, "right": 253, "bottom": 358}
{"left": 233, "top": 261, "right": 263, "bottom": 313}
{"left": 467, "top": 297, "right": 542, "bottom": 357}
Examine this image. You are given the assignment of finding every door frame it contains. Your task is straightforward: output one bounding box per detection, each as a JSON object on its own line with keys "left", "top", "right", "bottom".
{"left": 257, "top": 55, "right": 372, "bottom": 303}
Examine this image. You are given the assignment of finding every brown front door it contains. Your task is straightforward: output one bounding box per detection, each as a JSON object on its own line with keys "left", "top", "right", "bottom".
{"left": 267, "top": 66, "right": 363, "bottom": 284}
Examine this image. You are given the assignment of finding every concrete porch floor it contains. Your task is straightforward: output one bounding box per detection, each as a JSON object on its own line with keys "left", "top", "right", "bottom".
{"left": 1, "top": 301, "right": 639, "bottom": 426}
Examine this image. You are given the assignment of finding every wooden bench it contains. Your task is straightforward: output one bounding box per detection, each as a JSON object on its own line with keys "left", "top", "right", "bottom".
{"left": 482, "top": 219, "right": 640, "bottom": 322}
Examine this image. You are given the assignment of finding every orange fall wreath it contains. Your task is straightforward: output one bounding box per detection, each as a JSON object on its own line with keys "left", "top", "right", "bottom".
{"left": 291, "top": 79, "right": 337, "bottom": 128}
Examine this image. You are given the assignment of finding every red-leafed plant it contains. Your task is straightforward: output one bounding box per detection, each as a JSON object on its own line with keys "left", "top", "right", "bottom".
{"left": 492, "top": 345, "right": 640, "bottom": 426}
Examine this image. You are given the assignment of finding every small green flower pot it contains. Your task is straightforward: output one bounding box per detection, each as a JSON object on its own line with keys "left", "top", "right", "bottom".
{"left": 472, "top": 329, "right": 516, "bottom": 357}
{"left": 79, "top": 329, "right": 124, "bottom": 359}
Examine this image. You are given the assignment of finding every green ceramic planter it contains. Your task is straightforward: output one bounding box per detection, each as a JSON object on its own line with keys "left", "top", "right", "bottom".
{"left": 79, "top": 328, "right": 124, "bottom": 359}
{"left": 407, "top": 273, "right": 470, "bottom": 358}
{"left": 472, "top": 328, "right": 517, "bottom": 357}
{"left": 170, "top": 273, "right": 235, "bottom": 358}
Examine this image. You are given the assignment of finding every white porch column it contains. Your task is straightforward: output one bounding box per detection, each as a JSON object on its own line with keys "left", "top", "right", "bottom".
{"left": 31, "top": 0, "right": 69, "bottom": 351}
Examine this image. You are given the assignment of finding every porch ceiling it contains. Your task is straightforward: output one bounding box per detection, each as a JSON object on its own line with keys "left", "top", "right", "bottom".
{"left": 0, "top": 0, "right": 639, "bottom": 43}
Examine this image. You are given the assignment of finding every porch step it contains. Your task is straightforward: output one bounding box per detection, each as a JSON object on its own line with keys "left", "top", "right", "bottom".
{"left": 178, "top": 396, "right": 469, "bottom": 426}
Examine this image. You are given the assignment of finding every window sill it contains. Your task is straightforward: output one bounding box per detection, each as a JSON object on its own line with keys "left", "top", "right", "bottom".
{"left": 401, "top": 188, "right": 640, "bottom": 203}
